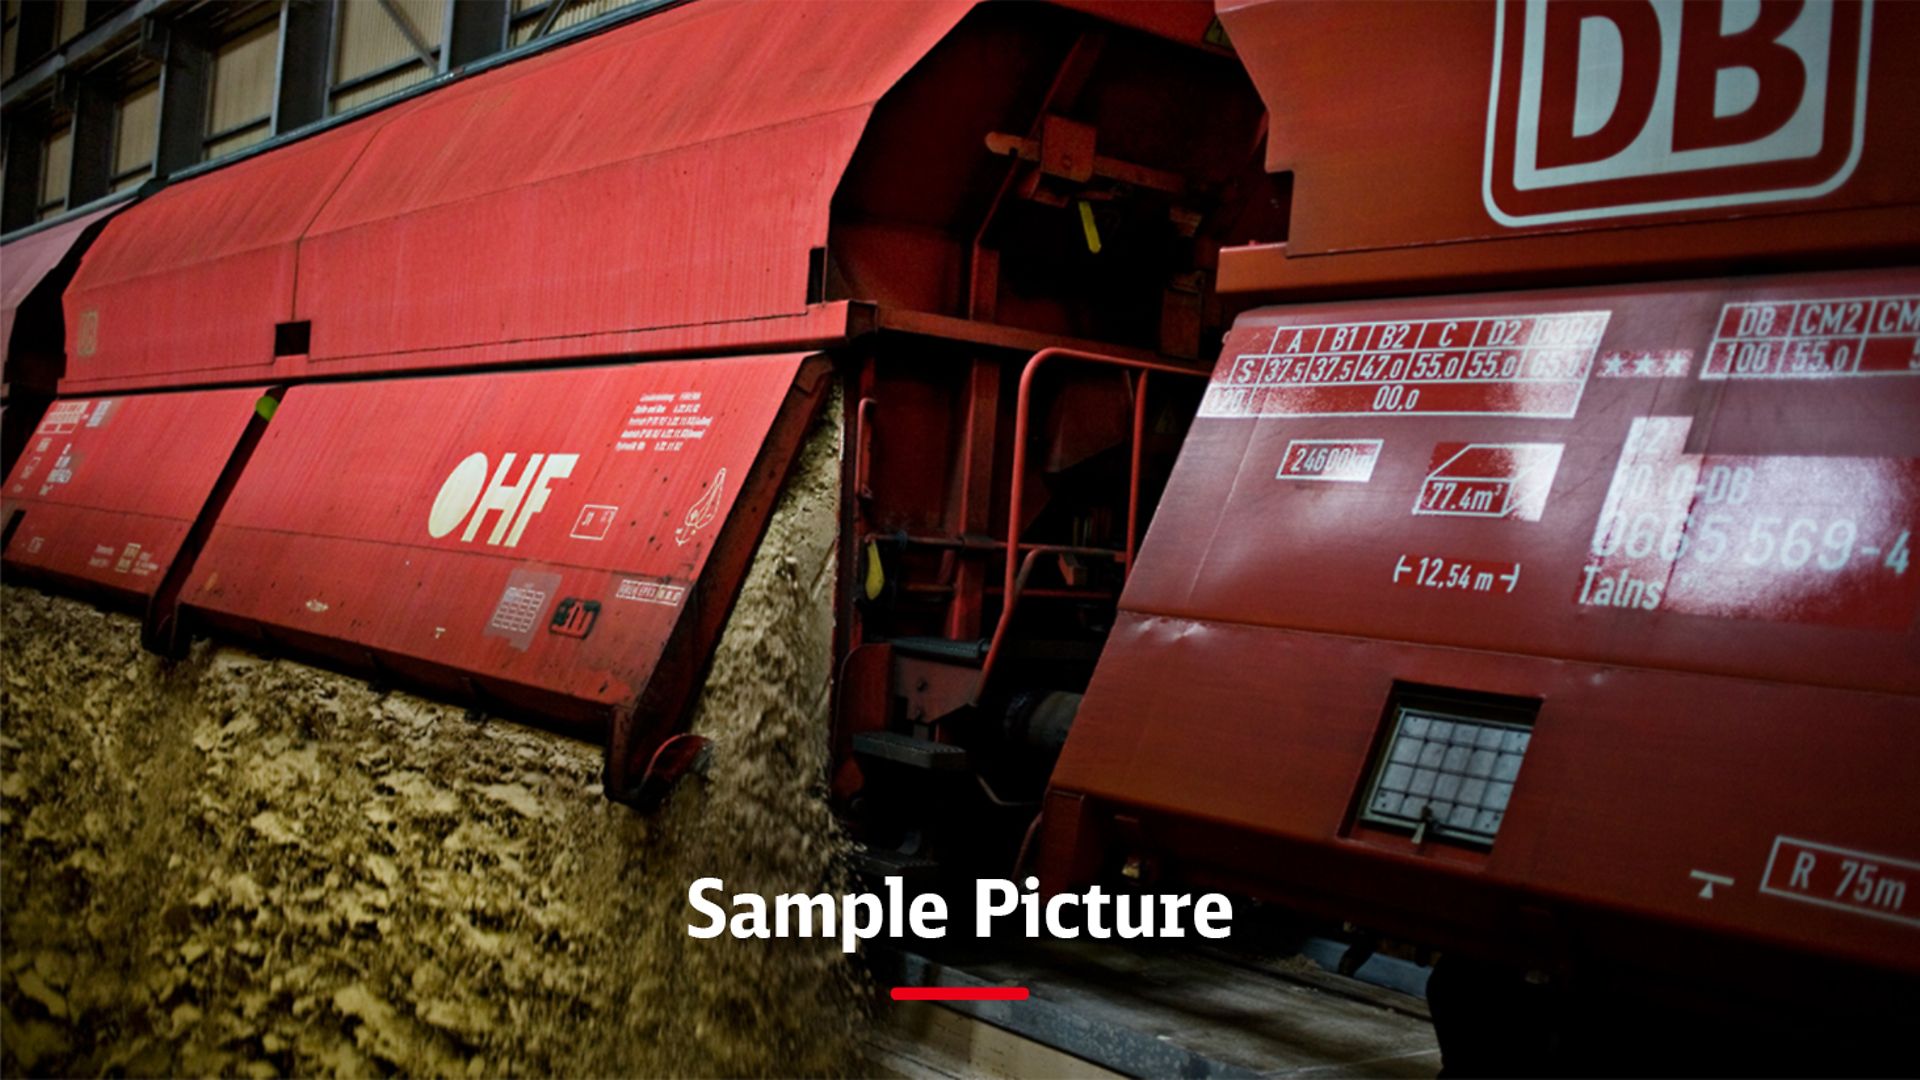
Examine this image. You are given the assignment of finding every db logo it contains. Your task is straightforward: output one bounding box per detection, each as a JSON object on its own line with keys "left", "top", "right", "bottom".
{"left": 1484, "top": 0, "right": 1871, "bottom": 225}
{"left": 428, "top": 452, "right": 579, "bottom": 548}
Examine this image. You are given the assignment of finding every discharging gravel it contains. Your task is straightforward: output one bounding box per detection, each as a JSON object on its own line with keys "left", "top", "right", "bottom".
{"left": 0, "top": 396, "right": 855, "bottom": 1076}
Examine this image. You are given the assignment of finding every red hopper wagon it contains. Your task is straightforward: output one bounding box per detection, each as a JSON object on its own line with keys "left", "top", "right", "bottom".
{"left": 1036, "top": 0, "right": 1920, "bottom": 1068}
{"left": 1, "top": 0, "right": 1914, "bottom": 1071}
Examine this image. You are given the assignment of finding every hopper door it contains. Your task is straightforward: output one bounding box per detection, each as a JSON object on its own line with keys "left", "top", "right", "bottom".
{"left": 178, "top": 354, "right": 833, "bottom": 802}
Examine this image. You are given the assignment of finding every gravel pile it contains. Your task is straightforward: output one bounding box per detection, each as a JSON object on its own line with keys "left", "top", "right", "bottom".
{"left": 0, "top": 396, "right": 854, "bottom": 1076}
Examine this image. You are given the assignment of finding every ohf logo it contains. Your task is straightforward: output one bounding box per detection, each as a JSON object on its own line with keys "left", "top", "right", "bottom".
{"left": 429, "top": 452, "right": 579, "bottom": 548}
{"left": 1484, "top": 0, "right": 1871, "bottom": 225}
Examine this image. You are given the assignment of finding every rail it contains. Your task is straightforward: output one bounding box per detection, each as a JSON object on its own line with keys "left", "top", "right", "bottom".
{"left": 1003, "top": 347, "right": 1209, "bottom": 603}
{"left": 977, "top": 347, "right": 1208, "bottom": 701}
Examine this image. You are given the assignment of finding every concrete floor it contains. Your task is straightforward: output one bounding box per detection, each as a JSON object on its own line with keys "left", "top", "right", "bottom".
{"left": 871, "top": 940, "right": 1440, "bottom": 1078}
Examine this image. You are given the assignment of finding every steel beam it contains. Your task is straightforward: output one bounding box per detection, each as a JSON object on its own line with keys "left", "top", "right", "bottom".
{"left": 532, "top": 0, "right": 574, "bottom": 41}
{"left": 374, "top": 0, "right": 439, "bottom": 71}
{"left": 65, "top": 73, "right": 116, "bottom": 206}
{"left": 1, "top": 113, "right": 47, "bottom": 232}
{"left": 152, "top": 17, "right": 211, "bottom": 175}
{"left": 1, "top": 0, "right": 178, "bottom": 110}
{"left": 272, "top": 0, "right": 335, "bottom": 133}
{"left": 446, "top": 0, "right": 509, "bottom": 69}
{"left": 8, "top": 2, "right": 58, "bottom": 85}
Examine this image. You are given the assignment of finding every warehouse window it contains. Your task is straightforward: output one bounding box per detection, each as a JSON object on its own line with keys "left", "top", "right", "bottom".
{"left": 112, "top": 79, "right": 160, "bottom": 192}
{"left": 330, "top": 0, "right": 445, "bottom": 114}
{"left": 204, "top": 18, "right": 278, "bottom": 162}
{"left": 38, "top": 120, "right": 73, "bottom": 221}
{"left": 510, "top": 0, "right": 642, "bottom": 46}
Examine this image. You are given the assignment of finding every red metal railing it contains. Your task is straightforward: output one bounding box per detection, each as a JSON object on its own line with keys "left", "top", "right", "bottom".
{"left": 977, "top": 347, "right": 1207, "bottom": 700}
{"left": 1003, "top": 347, "right": 1208, "bottom": 602}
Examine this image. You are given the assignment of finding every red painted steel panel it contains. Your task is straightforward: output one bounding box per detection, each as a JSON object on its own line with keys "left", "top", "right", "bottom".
{"left": 1061, "top": 616, "right": 1917, "bottom": 976}
{"left": 179, "top": 354, "right": 827, "bottom": 791}
{"left": 60, "top": 116, "right": 421, "bottom": 394}
{"left": 1, "top": 205, "right": 117, "bottom": 376}
{"left": 295, "top": 0, "right": 966, "bottom": 372}
{"left": 59, "top": 0, "right": 968, "bottom": 392}
{"left": 0, "top": 388, "right": 264, "bottom": 603}
{"left": 53, "top": 304, "right": 858, "bottom": 394}
{"left": 1154, "top": 267, "right": 1920, "bottom": 692}
{"left": 1214, "top": 0, "right": 1920, "bottom": 292}
{"left": 1052, "top": 267, "right": 1920, "bottom": 973}
{"left": 1049, "top": 0, "right": 1222, "bottom": 48}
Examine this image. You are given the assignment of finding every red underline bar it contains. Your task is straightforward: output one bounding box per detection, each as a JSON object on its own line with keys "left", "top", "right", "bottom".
{"left": 890, "top": 986, "right": 1030, "bottom": 1002}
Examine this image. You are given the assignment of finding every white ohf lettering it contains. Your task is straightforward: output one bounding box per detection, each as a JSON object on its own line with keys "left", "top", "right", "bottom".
{"left": 427, "top": 451, "right": 579, "bottom": 547}
{"left": 428, "top": 453, "right": 490, "bottom": 539}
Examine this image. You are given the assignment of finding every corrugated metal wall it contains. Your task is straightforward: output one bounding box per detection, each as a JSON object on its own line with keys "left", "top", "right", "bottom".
{"left": 332, "top": 0, "right": 444, "bottom": 113}
{"left": 511, "top": 0, "right": 635, "bottom": 46}
{"left": 2, "top": 0, "right": 20, "bottom": 83}
{"left": 55, "top": 0, "right": 85, "bottom": 45}
{"left": 3, "top": 0, "right": 660, "bottom": 231}
{"left": 0, "top": 0, "right": 131, "bottom": 80}
{"left": 206, "top": 19, "right": 279, "bottom": 161}
{"left": 39, "top": 123, "right": 72, "bottom": 219}
{"left": 332, "top": 65, "right": 432, "bottom": 114}
{"left": 114, "top": 82, "right": 160, "bottom": 191}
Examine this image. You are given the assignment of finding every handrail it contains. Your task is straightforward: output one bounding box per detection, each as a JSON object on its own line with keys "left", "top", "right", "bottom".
{"left": 855, "top": 396, "right": 877, "bottom": 503}
{"left": 1002, "top": 347, "right": 1208, "bottom": 604}
{"left": 974, "top": 347, "right": 1208, "bottom": 704}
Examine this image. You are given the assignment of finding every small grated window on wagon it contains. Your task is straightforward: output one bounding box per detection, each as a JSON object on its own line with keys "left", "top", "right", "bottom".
{"left": 1360, "top": 693, "right": 1538, "bottom": 847}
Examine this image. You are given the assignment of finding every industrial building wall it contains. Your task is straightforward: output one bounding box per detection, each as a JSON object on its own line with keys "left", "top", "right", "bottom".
{"left": 0, "top": 0, "right": 663, "bottom": 235}
{"left": 1, "top": 0, "right": 20, "bottom": 82}
{"left": 205, "top": 16, "right": 279, "bottom": 162}
{"left": 38, "top": 122, "right": 71, "bottom": 221}
{"left": 111, "top": 81, "right": 158, "bottom": 192}
{"left": 512, "top": 0, "right": 632, "bottom": 45}
{"left": 332, "top": 0, "right": 444, "bottom": 114}
{"left": 54, "top": 0, "right": 85, "bottom": 48}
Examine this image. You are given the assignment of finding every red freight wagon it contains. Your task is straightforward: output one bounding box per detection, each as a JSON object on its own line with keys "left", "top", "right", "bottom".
{"left": 6, "top": 0, "right": 1917, "bottom": 1069}
{"left": 1, "top": 388, "right": 270, "bottom": 617}
{"left": 1040, "top": 0, "right": 1920, "bottom": 1070}
{"left": 1041, "top": 268, "right": 1920, "bottom": 1067}
{"left": 179, "top": 356, "right": 830, "bottom": 802}
{"left": 7, "top": 0, "right": 1275, "bottom": 843}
